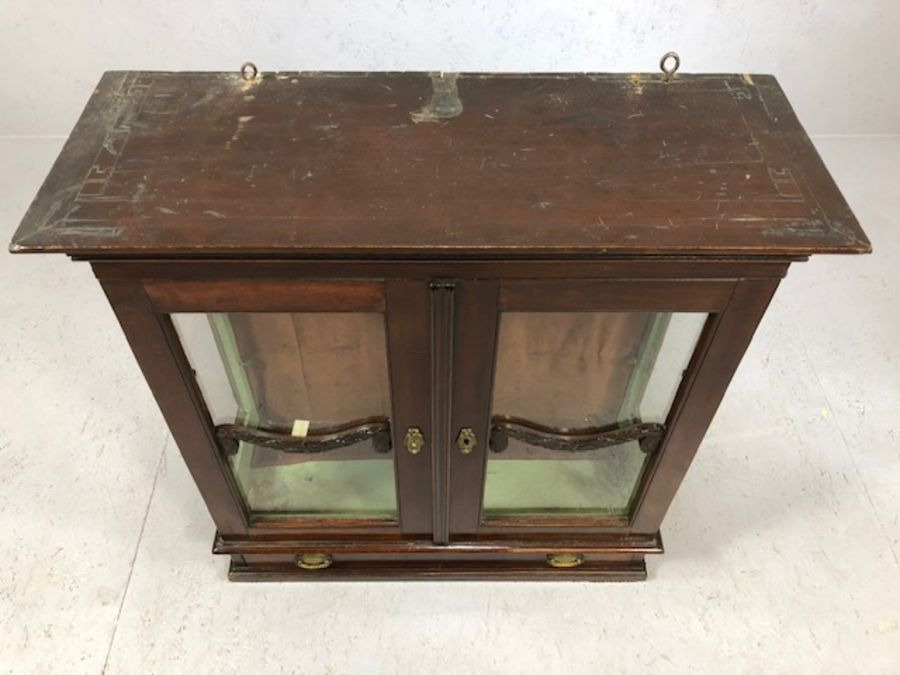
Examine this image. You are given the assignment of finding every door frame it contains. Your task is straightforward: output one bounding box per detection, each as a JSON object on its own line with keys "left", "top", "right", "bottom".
{"left": 448, "top": 276, "right": 781, "bottom": 539}
{"left": 96, "top": 269, "right": 434, "bottom": 540}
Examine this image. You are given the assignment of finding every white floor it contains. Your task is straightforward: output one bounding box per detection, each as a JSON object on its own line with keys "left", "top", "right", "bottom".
{"left": 1, "top": 136, "right": 898, "bottom": 674}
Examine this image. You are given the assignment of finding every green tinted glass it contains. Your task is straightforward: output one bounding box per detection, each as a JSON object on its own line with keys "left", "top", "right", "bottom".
{"left": 484, "top": 311, "right": 706, "bottom": 520}
{"left": 174, "top": 312, "right": 396, "bottom": 521}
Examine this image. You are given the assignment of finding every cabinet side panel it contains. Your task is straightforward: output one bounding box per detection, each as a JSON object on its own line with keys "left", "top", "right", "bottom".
{"left": 98, "top": 276, "right": 248, "bottom": 534}
{"left": 631, "top": 278, "right": 781, "bottom": 532}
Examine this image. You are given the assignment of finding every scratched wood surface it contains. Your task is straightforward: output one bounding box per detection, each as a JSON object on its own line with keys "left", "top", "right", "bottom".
{"left": 10, "top": 71, "right": 869, "bottom": 257}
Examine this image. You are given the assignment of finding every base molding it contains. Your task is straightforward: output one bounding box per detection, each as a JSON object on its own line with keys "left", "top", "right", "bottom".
{"left": 215, "top": 530, "right": 663, "bottom": 582}
{"left": 228, "top": 557, "right": 648, "bottom": 581}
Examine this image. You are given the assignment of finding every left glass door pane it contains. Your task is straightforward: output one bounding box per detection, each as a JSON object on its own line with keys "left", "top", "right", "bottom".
{"left": 173, "top": 312, "right": 397, "bottom": 521}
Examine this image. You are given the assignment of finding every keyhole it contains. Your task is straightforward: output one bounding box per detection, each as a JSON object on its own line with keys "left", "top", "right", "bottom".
{"left": 457, "top": 427, "right": 476, "bottom": 454}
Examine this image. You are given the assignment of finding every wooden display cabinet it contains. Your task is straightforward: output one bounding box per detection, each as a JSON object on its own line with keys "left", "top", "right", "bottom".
{"left": 10, "top": 67, "right": 870, "bottom": 580}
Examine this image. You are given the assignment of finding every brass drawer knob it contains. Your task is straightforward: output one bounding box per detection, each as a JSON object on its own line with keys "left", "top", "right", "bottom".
{"left": 546, "top": 553, "right": 584, "bottom": 569}
{"left": 296, "top": 553, "right": 333, "bottom": 570}
{"left": 456, "top": 427, "right": 476, "bottom": 454}
{"left": 404, "top": 427, "right": 425, "bottom": 455}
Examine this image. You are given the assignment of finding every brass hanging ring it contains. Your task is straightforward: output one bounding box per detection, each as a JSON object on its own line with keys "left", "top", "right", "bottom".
{"left": 240, "top": 62, "right": 259, "bottom": 81}
{"left": 659, "top": 52, "right": 680, "bottom": 82}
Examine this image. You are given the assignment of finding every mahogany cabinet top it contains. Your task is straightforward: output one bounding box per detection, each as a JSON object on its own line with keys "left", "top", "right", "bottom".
{"left": 10, "top": 70, "right": 870, "bottom": 259}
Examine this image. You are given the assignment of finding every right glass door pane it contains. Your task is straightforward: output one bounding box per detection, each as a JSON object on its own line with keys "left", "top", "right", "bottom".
{"left": 483, "top": 311, "right": 707, "bottom": 520}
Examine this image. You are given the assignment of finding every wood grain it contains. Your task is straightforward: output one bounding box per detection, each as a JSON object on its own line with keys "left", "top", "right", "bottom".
{"left": 12, "top": 71, "right": 869, "bottom": 258}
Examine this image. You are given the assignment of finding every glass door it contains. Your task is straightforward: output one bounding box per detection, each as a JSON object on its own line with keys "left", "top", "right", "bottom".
{"left": 483, "top": 310, "right": 706, "bottom": 522}
{"left": 160, "top": 278, "right": 432, "bottom": 533}
{"left": 447, "top": 279, "right": 718, "bottom": 535}
{"left": 174, "top": 311, "right": 397, "bottom": 521}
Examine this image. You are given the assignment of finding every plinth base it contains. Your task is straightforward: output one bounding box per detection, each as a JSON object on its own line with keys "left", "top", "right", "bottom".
{"left": 214, "top": 531, "right": 664, "bottom": 582}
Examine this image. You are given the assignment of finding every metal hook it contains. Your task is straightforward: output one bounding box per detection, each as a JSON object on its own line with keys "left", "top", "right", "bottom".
{"left": 659, "top": 52, "right": 680, "bottom": 82}
{"left": 240, "top": 62, "right": 259, "bottom": 81}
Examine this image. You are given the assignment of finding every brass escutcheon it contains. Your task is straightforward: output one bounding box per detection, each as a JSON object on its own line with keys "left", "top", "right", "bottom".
{"left": 404, "top": 427, "right": 425, "bottom": 455}
{"left": 546, "top": 553, "right": 585, "bottom": 569}
{"left": 296, "top": 553, "right": 333, "bottom": 570}
{"left": 456, "top": 427, "right": 476, "bottom": 454}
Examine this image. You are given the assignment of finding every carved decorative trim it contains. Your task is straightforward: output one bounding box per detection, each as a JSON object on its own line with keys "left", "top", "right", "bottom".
{"left": 216, "top": 416, "right": 391, "bottom": 456}
{"left": 488, "top": 416, "right": 665, "bottom": 454}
